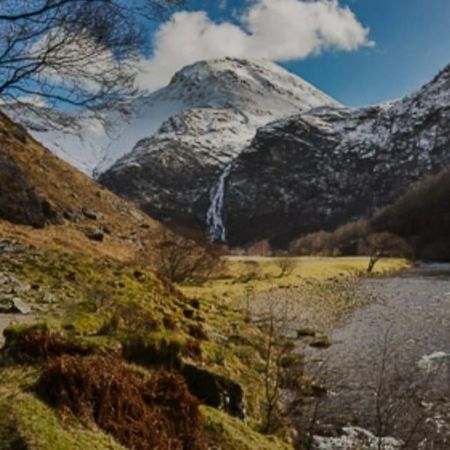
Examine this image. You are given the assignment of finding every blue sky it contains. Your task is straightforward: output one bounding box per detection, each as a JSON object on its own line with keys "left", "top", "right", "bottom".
{"left": 286, "top": 0, "right": 450, "bottom": 106}
{"left": 144, "top": 0, "right": 450, "bottom": 106}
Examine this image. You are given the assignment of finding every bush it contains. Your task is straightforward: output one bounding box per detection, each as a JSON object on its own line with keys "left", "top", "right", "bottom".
{"left": 3, "top": 324, "right": 97, "bottom": 363}
{"left": 145, "top": 226, "right": 222, "bottom": 283}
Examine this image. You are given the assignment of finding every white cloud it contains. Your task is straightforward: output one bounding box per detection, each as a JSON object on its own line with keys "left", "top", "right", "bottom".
{"left": 137, "top": 0, "right": 373, "bottom": 91}
{"left": 218, "top": 0, "right": 228, "bottom": 11}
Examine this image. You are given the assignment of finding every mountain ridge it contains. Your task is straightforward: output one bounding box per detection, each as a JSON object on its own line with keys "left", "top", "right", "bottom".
{"left": 2, "top": 58, "right": 339, "bottom": 177}
{"left": 4, "top": 58, "right": 450, "bottom": 248}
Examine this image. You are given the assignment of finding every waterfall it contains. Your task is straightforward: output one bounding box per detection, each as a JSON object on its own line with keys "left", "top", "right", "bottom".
{"left": 206, "top": 163, "right": 233, "bottom": 242}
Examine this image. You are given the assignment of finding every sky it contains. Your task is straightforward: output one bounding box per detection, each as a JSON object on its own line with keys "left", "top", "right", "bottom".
{"left": 138, "top": 0, "right": 450, "bottom": 107}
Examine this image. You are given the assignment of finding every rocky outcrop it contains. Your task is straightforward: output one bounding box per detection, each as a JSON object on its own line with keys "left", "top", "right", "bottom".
{"left": 0, "top": 147, "right": 61, "bottom": 227}
{"left": 181, "top": 364, "right": 245, "bottom": 420}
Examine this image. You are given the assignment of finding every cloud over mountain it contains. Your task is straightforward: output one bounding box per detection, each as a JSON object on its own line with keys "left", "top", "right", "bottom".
{"left": 137, "top": 0, "right": 373, "bottom": 91}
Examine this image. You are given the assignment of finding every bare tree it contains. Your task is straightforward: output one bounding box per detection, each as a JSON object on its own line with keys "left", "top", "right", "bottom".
{"left": 145, "top": 226, "right": 221, "bottom": 283}
{"left": 0, "top": 0, "right": 184, "bottom": 110}
{"left": 275, "top": 257, "right": 297, "bottom": 278}
{"left": 362, "top": 233, "right": 413, "bottom": 273}
{"left": 258, "top": 296, "right": 301, "bottom": 434}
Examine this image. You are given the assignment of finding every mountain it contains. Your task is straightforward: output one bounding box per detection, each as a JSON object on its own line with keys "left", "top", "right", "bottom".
{"left": 5, "top": 59, "right": 449, "bottom": 249}
{"left": 222, "top": 62, "right": 450, "bottom": 246}
{"left": 98, "top": 58, "right": 339, "bottom": 232}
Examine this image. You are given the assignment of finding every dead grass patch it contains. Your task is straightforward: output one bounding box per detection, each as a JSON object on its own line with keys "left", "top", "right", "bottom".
{"left": 36, "top": 355, "right": 207, "bottom": 450}
{"left": 4, "top": 324, "right": 97, "bottom": 363}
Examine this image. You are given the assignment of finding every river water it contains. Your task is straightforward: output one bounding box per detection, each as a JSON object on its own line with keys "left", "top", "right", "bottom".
{"left": 303, "top": 264, "right": 450, "bottom": 449}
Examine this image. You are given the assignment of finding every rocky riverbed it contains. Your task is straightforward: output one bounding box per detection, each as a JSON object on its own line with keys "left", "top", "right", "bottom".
{"left": 303, "top": 264, "right": 450, "bottom": 449}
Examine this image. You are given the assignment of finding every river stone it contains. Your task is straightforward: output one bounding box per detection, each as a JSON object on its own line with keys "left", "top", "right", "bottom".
{"left": 417, "top": 351, "right": 450, "bottom": 373}
{"left": 313, "top": 426, "right": 403, "bottom": 450}
{"left": 10, "top": 298, "right": 32, "bottom": 314}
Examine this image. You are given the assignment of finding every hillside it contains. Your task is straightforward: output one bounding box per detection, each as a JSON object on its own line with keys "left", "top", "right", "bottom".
{"left": 0, "top": 111, "right": 164, "bottom": 261}
{"left": 0, "top": 112, "right": 296, "bottom": 449}
{"left": 369, "top": 167, "right": 450, "bottom": 260}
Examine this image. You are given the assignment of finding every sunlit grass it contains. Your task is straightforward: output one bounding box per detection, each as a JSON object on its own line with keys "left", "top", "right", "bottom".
{"left": 180, "top": 256, "right": 410, "bottom": 307}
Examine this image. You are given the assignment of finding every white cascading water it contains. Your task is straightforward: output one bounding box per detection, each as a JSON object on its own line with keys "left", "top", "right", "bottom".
{"left": 206, "top": 163, "right": 233, "bottom": 242}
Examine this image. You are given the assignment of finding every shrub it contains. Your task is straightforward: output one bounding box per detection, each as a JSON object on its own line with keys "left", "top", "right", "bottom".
{"left": 122, "top": 334, "right": 184, "bottom": 369}
{"left": 275, "top": 258, "right": 297, "bottom": 278}
{"left": 360, "top": 232, "right": 413, "bottom": 272}
{"left": 144, "top": 226, "right": 222, "bottom": 283}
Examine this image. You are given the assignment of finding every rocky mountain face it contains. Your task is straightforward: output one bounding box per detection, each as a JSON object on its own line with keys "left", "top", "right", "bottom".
{"left": 98, "top": 58, "right": 339, "bottom": 232}
{"left": 223, "top": 63, "right": 450, "bottom": 246}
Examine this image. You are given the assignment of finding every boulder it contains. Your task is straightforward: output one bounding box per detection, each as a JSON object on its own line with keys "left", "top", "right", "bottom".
{"left": 0, "top": 298, "right": 31, "bottom": 314}
{"left": 182, "top": 364, "right": 246, "bottom": 420}
{"left": 82, "top": 207, "right": 98, "bottom": 220}
{"left": 84, "top": 229, "right": 104, "bottom": 242}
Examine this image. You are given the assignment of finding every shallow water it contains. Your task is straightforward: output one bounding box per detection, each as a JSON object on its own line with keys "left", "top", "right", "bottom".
{"left": 303, "top": 264, "right": 450, "bottom": 448}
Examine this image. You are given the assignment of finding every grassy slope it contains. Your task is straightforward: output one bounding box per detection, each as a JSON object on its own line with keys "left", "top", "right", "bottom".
{"left": 0, "top": 112, "right": 294, "bottom": 449}
{"left": 0, "top": 246, "right": 293, "bottom": 450}
{"left": 0, "top": 112, "right": 161, "bottom": 262}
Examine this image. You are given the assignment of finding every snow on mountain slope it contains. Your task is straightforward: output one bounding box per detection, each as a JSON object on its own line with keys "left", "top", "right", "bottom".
{"left": 222, "top": 63, "right": 450, "bottom": 246}
{"left": 2, "top": 58, "right": 339, "bottom": 177}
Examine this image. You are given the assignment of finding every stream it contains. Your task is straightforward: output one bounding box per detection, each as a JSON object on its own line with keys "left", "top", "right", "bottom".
{"left": 303, "top": 264, "right": 450, "bottom": 449}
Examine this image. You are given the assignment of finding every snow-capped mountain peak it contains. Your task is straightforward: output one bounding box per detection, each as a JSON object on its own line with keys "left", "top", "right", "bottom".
{"left": 1, "top": 58, "right": 340, "bottom": 177}
{"left": 167, "top": 58, "right": 340, "bottom": 113}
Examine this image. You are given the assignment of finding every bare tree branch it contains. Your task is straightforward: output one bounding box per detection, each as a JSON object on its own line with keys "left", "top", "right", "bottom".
{"left": 0, "top": 0, "right": 185, "bottom": 114}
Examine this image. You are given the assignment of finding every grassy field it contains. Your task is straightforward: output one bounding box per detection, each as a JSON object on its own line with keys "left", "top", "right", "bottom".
{"left": 181, "top": 256, "right": 410, "bottom": 303}
{"left": 181, "top": 256, "right": 410, "bottom": 332}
